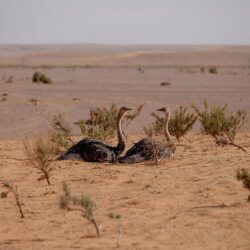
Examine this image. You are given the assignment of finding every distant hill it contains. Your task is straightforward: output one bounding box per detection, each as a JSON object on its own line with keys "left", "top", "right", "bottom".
{"left": 0, "top": 44, "right": 249, "bottom": 67}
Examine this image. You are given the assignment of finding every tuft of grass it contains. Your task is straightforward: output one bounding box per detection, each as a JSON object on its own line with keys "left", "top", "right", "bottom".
{"left": 23, "top": 138, "right": 57, "bottom": 185}
{"left": 108, "top": 212, "right": 122, "bottom": 247}
{"left": 0, "top": 180, "right": 24, "bottom": 218}
{"left": 236, "top": 169, "right": 250, "bottom": 202}
{"left": 32, "top": 71, "right": 52, "bottom": 84}
{"left": 192, "top": 100, "right": 247, "bottom": 152}
{"left": 144, "top": 106, "right": 197, "bottom": 142}
{"left": 60, "top": 182, "right": 100, "bottom": 237}
{"left": 50, "top": 112, "right": 74, "bottom": 154}
{"left": 208, "top": 66, "right": 217, "bottom": 74}
{"left": 75, "top": 103, "right": 143, "bottom": 140}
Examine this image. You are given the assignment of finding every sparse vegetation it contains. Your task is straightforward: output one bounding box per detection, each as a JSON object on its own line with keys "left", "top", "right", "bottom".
{"left": 60, "top": 182, "right": 100, "bottom": 237}
{"left": 23, "top": 138, "right": 57, "bottom": 185}
{"left": 192, "top": 101, "right": 247, "bottom": 152}
{"left": 236, "top": 169, "right": 250, "bottom": 202}
{"left": 160, "top": 81, "right": 171, "bottom": 87}
{"left": 29, "top": 98, "right": 38, "bottom": 105}
{"left": 0, "top": 180, "right": 24, "bottom": 218}
{"left": 108, "top": 212, "right": 122, "bottom": 247}
{"left": 209, "top": 66, "right": 218, "bottom": 74}
{"left": 144, "top": 106, "right": 197, "bottom": 142}
{"left": 6, "top": 76, "right": 13, "bottom": 83}
{"left": 75, "top": 103, "right": 143, "bottom": 140}
{"left": 32, "top": 71, "right": 52, "bottom": 84}
{"left": 50, "top": 112, "right": 74, "bottom": 154}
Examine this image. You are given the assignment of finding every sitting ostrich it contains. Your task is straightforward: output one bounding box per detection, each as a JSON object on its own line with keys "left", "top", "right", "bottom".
{"left": 118, "top": 107, "right": 175, "bottom": 164}
{"left": 58, "top": 106, "right": 132, "bottom": 162}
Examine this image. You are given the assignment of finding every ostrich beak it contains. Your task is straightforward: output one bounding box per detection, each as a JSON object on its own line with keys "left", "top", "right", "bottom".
{"left": 157, "top": 107, "right": 165, "bottom": 112}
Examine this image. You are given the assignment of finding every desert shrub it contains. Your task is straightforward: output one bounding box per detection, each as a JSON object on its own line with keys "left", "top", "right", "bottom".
{"left": 75, "top": 103, "right": 143, "bottom": 140}
{"left": 23, "top": 138, "right": 57, "bottom": 185}
{"left": 208, "top": 66, "right": 217, "bottom": 74}
{"left": 6, "top": 76, "right": 13, "bottom": 83}
{"left": 236, "top": 169, "right": 250, "bottom": 202}
{"left": 108, "top": 213, "right": 122, "bottom": 247}
{"left": 144, "top": 106, "right": 197, "bottom": 142}
{"left": 160, "top": 81, "right": 171, "bottom": 87}
{"left": 50, "top": 112, "right": 74, "bottom": 154}
{"left": 60, "top": 182, "right": 100, "bottom": 237}
{"left": 32, "top": 71, "right": 52, "bottom": 84}
{"left": 0, "top": 180, "right": 24, "bottom": 218}
{"left": 192, "top": 101, "right": 247, "bottom": 152}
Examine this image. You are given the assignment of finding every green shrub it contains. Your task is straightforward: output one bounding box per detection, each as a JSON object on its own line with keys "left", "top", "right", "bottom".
{"left": 192, "top": 101, "right": 247, "bottom": 152}
{"left": 50, "top": 112, "right": 74, "bottom": 154}
{"left": 75, "top": 103, "right": 143, "bottom": 140}
{"left": 236, "top": 169, "right": 250, "bottom": 202}
{"left": 60, "top": 182, "right": 100, "bottom": 237}
{"left": 144, "top": 106, "right": 197, "bottom": 142}
{"left": 32, "top": 71, "right": 52, "bottom": 84}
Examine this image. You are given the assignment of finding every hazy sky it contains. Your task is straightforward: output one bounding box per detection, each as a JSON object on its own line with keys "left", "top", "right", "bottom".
{"left": 0, "top": 0, "right": 250, "bottom": 44}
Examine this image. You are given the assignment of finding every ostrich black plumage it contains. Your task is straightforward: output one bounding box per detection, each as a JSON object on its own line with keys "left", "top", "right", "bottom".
{"left": 118, "top": 107, "right": 175, "bottom": 164}
{"left": 58, "top": 106, "right": 132, "bottom": 162}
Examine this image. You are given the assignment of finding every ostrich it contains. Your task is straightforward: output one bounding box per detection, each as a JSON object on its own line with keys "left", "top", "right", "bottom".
{"left": 58, "top": 106, "right": 132, "bottom": 162}
{"left": 118, "top": 107, "right": 175, "bottom": 164}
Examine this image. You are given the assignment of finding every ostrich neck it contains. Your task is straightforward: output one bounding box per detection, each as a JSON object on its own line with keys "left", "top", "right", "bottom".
{"left": 115, "top": 113, "right": 125, "bottom": 155}
{"left": 164, "top": 115, "right": 172, "bottom": 143}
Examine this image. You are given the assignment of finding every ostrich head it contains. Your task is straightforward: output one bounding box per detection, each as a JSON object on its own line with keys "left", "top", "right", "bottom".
{"left": 157, "top": 107, "right": 171, "bottom": 119}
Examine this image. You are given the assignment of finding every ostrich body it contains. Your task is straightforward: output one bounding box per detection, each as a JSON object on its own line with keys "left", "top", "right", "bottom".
{"left": 58, "top": 107, "right": 131, "bottom": 162}
{"left": 118, "top": 107, "right": 175, "bottom": 164}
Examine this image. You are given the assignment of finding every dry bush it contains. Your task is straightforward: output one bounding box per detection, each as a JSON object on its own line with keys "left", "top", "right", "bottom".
{"left": 144, "top": 106, "right": 197, "bottom": 142}
{"left": 208, "top": 66, "right": 218, "bottom": 74}
{"left": 60, "top": 182, "right": 100, "bottom": 237}
{"left": 6, "top": 76, "right": 13, "bottom": 83}
{"left": 236, "top": 169, "right": 250, "bottom": 202}
{"left": 23, "top": 138, "right": 57, "bottom": 185}
{"left": 32, "top": 71, "right": 52, "bottom": 84}
{"left": 192, "top": 101, "right": 247, "bottom": 152}
{"left": 108, "top": 213, "right": 122, "bottom": 247}
{"left": 0, "top": 180, "right": 24, "bottom": 218}
{"left": 75, "top": 103, "right": 143, "bottom": 140}
{"left": 50, "top": 112, "right": 74, "bottom": 154}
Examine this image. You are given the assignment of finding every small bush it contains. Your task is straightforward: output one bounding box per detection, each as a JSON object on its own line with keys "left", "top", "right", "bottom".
{"left": 50, "top": 112, "right": 74, "bottom": 154}
{"left": 0, "top": 180, "right": 24, "bottom": 218}
{"left": 32, "top": 71, "right": 52, "bottom": 84}
{"left": 144, "top": 106, "right": 197, "bottom": 142}
{"left": 75, "top": 103, "right": 143, "bottom": 140}
{"left": 236, "top": 169, "right": 250, "bottom": 202}
{"left": 209, "top": 66, "right": 217, "bottom": 74}
{"left": 60, "top": 182, "right": 100, "bottom": 237}
{"left": 6, "top": 76, "right": 13, "bottom": 83}
{"left": 23, "top": 138, "right": 57, "bottom": 185}
{"left": 192, "top": 101, "right": 247, "bottom": 152}
{"left": 160, "top": 82, "right": 171, "bottom": 87}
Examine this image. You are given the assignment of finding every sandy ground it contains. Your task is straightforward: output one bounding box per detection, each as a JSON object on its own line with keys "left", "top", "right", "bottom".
{"left": 0, "top": 134, "right": 250, "bottom": 250}
{"left": 0, "top": 45, "right": 250, "bottom": 249}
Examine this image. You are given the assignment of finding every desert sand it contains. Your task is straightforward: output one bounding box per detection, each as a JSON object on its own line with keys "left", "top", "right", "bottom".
{"left": 0, "top": 45, "right": 250, "bottom": 249}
